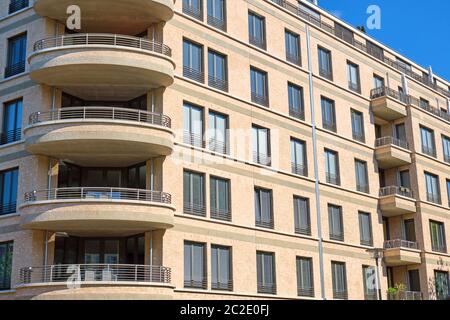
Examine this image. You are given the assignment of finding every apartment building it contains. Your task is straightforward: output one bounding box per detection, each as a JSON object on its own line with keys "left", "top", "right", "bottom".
{"left": 0, "top": 0, "right": 449, "bottom": 300}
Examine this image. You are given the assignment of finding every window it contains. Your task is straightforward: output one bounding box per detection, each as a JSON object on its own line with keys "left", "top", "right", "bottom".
{"left": 288, "top": 83, "right": 304, "bottom": 120}
{"left": 373, "top": 75, "right": 385, "bottom": 89}
{"left": 366, "top": 40, "right": 384, "bottom": 60}
{"left": 1, "top": 99, "right": 22, "bottom": 145}
{"left": 318, "top": 46, "right": 332, "bottom": 80}
{"left": 183, "top": 39, "right": 204, "bottom": 83}
{"left": 210, "top": 176, "right": 231, "bottom": 221}
{"left": 183, "top": 102, "right": 204, "bottom": 147}
{"left": 0, "top": 168, "right": 19, "bottom": 216}
{"left": 254, "top": 187, "right": 273, "bottom": 229}
{"left": 293, "top": 196, "right": 311, "bottom": 235}
{"left": 291, "top": 138, "right": 307, "bottom": 176}
{"left": 328, "top": 204, "right": 344, "bottom": 241}
{"left": 351, "top": 109, "right": 365, "bottom": 142}
{"left": 285, "top": 30, "right": 301, "bottom": 66}
{"left": 359, "top": 212, "right": 373, "bottom": 246}
{"left": 331, "top": 261, "right": 348, "bottom": 299}
{"left": 347, "top": 61, "right": 361, "bottom": 93}
{"left": 435, "top": 271, "right": 449, "bottom": 300}
{"left": 362, "top": 266, "right": 377, "bottom": 300}
{"left": 6, "top": 33, "right": 27, "bottom": 78}
{"left": 442, "top": 135, "right": 450, "bottom": 163}
{"left": 334, "top": 23, "right": 354, "bottom": 44}
{"left": 250, "top": 67, "right": 269, "bottom": 106}
{"left": 0, "top": 242, "right": 13, "bottom": 291}
{"left": 420, "top": 98, "right": 430, "bottom": 110}
{"left": 321, "top": 97, "right": 336, "bottom": 132}
{"left": 211, "top": 245, "right": 232, "bottom": 290}
{"left": 183, "top": 170, "right": 206, "bottom": 216}
{"left": 184, "top": 241, "right": 206, "bottom": 289}
{"left": 325, "top": 149, "right": 340, "bottom": 185}
{"left": 420, "top": 126, "right": 436, "bottom": 157}
{"left": 296, "top": 257, "right": 314, "bottom": 297}
{"left": 355, "top": 159, "right": 369, "bottom": 193}
{"left": 207, "top": 0, "right": 226, "bottom": 31}
{"left": 408, "top": 270, "right": 421, "bottom": 293}
{"left": 252, "top": 125, "right": 271, "bottom": 166}
{"left": 248, "top": 12, "right": 266, "bottom": 49}
{"left": 208, "top": 111, "right": 228, "bottom": 154}
{"left": 395, "top": 123, "right": 407, "bottom": 142}
{"left": 425, "top": 172, "right": 441, "bottom": 204}
{"left": 447, "top": 179, "right": 450, "bottom": 207}
{"left": 256, "top": 251, "right": 276, "bottom": 294}
{"left": 430, "top": 220, "right": 447, "bottom": 253}
{"left": 9, "top": 0, "right": 29, "bottom": 14}
{"left": 183, "top": 0, "right": 203, "bottom": 20}
{"left": 208, "top": 50, "right": 228, "bottom": 91}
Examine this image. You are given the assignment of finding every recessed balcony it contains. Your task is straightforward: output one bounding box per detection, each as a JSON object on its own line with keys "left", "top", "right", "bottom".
{"left": 24, "top": 107, "right": 174, "bottom": 167}
{"left": 28, "top": 34, "right": 175, "bottom": 101}
{"left": 20, "top": 188, "right": 175, "bottom": 236}
{"left": 375, "top": 137, "right": 412, "bottom": 169}
{"left": 370, "top": 87, "right": 408, "bottom": 121}
{"left": 383, "top": 240, "right": 421, "bottom": 267}
{"left": 379, "top": 186, "right": 417, "bottom": 217}
{"left": 34, "top": 0, "right": 174, "bottom": 34}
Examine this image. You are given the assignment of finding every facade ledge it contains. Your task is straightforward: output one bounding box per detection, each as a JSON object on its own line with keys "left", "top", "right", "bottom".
{"left": 0, "top": 7, "right": 32, "bottom": 24}
{"left": 0, "top": 212, "right": 20, "bottom": 221}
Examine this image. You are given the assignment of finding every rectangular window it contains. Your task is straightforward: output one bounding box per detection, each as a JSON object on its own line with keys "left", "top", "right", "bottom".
{"left": 442, "top": 135, "right": 450, "bottom": 163}
{"left": 183, "top": 102, "right": 204, "bottom": 147}
{"left": 208, "top": 50, "right": 228, "bottom": 91}
{"left": 321, "top": 97, "right": 336, "bottom": 132}
{"left": 208, "top": 111, "right": 228, "bottom": 154}
{"left": 351, "top": 109, "right": 365, "bottom": 142}
{"left": 359, "top": 212, "right": 373, "bottom": 246}
{"left": 447, "top": 179, "right": 450, "bottom": 208}
{"left": 420, "top": 126, "right": 436, "bottom": 157}
{"left": 331, "top": 261, "right": 348, "bottom": 299}
{"left": 435, "top": 271, "right": 450, "bottom": 300}
{"left": 291, "top": 138, "right": 307, "bottom": 176}
{"left": 183, "top": 0, "right": 203, "bottom": 21}
{"left": 420, "top": 98, "right": 430, "bottom": 110}
{"left": 408, "top": 269, "right": 421, "bottom": 292}
{"left": 0, "top": 242, "right": 13, "bottom": 290}
{"left": 250, "top": 67, "right": 269, "bottom": 107}
{"left": 293, "top": 196, "right": 311, "bottom": 235}
{"left": 318, "top": 46, "right": 332, "bottom": 80}
{"left": 256, "top": 251, "right": 276, "bottom": 294}
{"left": 184, "top": 241, "right": 206, "bottom": 289}
{"left": 183, "top": 170, "right": 206, "bottom": 216}
{"left": 288, "top": 83, "right": 304, "bottom": 120}
{"left": 183, "top": 39, "right": 204, "bottom": 83}
{"left": 252, "top": 125, "right": 271, "bottom": 166}
{"left": 6, "top": 33, "right": 27, "bottom": 78}
{"left": 254, "top": 187, "right": 273, "bottom": 229}
{"left": 430, "top": 220, "right": 447, "bottom": 253}
{"left": 285, "top": 30, "right": 301, "bottom": 66}
{"left": 355, "top": 159, "right": 369, "bottom": 193}
{"left": 347, "top": 61, "right": 361, "bottom": 93}
{"left": 296, "top": 257, "right": 314, "bottom": 297}
{"left": 425, "top": 172, "right": 441, "bottom": 204}
{"left": 207, "top": 0, "right": 226, "bottom": 31}
{"left": 325, "top": 149, "right": 340, "bottom": 185}
{"left": 210, "top": 176, "right": 231, "bottom": 221}
{"left": 1, "top": 99, "right": 22, "bottom": 145}
{"left": 9, "top": 0, "right": 29, "bottom": 14}
{"left": 211, "top": 245, "right": 232, "bottom": 290}
{"left": 248, "top": 11, "right": 266, "bottom": 50}
{"left": 373, "top": 75, "right": 385, "bottom": 89}
{"left": 362, "top": 266, "right": 377, "bottom": 300}
{"left": 334, "top": 23, "right": 354, "bottom": 44}
{"left": 0, "top": 168, "right": 19, "bottom": 216}
{"left": 328, "top": 204, "right": 344, "bottom": 241}
{"left": 366, "top": 40, "right": 384, "bottom": 60}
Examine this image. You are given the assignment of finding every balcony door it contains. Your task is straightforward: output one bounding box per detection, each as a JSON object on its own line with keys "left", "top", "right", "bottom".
{"left": 403, "top": 219, "right": 416, "bottom": 242}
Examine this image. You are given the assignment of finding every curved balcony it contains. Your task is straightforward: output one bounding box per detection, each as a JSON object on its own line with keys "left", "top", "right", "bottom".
{"left": 16, "top": 264, "right": 174, "bottom": 300}
{"left": 20, "top": 188, "right": 175, "bottom": 236}
{"left": 34, "top": 0, "right": 174, "bottom": 34}
{"left": 24, "top": 107, "right": 174, "bottom": 167}
{"left": 29, "top": 34, "right": 175, "bottom": 101}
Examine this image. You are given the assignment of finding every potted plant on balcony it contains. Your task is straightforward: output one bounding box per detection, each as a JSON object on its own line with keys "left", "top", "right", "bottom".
{"left": 387, "top": 283, "right": 407, "bottom": 300}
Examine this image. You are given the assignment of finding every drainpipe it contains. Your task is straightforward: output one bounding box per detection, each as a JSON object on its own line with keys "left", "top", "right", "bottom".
{"left": 44, "top": 231, "right": 49, "bottom": 269}
{"left": 306, "top": 25, "right": 326, "bottom": 300}
{"left": 150, "top": 159, "right": 155, "bottom": 191}
{"left": 149, "top": 231, "right": 153, "bottom": 267}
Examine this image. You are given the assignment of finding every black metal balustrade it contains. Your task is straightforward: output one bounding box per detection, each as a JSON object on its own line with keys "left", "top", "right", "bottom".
{"left": 4, "top": 60, "right": 25, "bottom": 78}
{"left": 208, "top": 75, "right": 229, "bottom": 92}
{"left": 8, "top": 0, "right": 29, "bottom": 14}
{"left": 375, "top": 137, "right": 409, "bottom": 150}
{"left": 207, "top": 15, "right": 226, "bottom": 31}
{"left": 0, "top": 128, "right": 22, "bottom": 145}
{"left": 183, "top": 66, "right": 205, "bottom": 83}
{"left": 379, "top": 186, "right": 414, "bottom": 199}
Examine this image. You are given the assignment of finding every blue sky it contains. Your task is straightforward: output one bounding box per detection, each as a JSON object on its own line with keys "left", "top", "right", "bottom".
{"left": 317, "top": 0, "right": 450, "bottom": 81}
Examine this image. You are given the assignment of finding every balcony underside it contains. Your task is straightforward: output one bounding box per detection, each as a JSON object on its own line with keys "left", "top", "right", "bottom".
{"left": 379, "top": 195, "right": 416, "bottom": 217}
{"left": 371, "top": 96, "right": 407, "bottom": 121}
{"left": 384, "top": 248, "right": 421, "bottom": 267}
{"left": 34, "top": 0, "right": 174, "bottom": 34}
{"left": 29, "top": 47, "right": 175, "bottom": 101}
{"left": 375, "top": 146, "right": 412, "bottom": 169}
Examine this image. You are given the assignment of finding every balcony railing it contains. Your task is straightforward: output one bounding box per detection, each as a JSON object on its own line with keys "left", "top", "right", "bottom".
{"left": 207, "top": 15, "right": 226, "bottom": 31}
{"left": 330, "top": 232, "right": 344, "bottom": 242}
{"left": 426, "top": 193, "right": 441, "bottom": 205}
{"left": 286, "top": 53, "right": 301, "bottom": 66}
{"left": 421, "top": 145, "right": 437, "bottom": 158}
{"left": 295, "top": 225, "right": 311, "bottom": 236}
{"left": 387, "top": 291, "right": 422, "bottom": 301}
{"left": 183, "top": 202, "right": 206, "bottom": 217}
{"left": 9, "top": 0, "right": 29, "bottom": 14}
{"left": 325, "top": 172, "right": 340, "bottom": 186}
{"left": 319, "top": 68, "right": 333, "bottom": 81}
{"left": 253, "top": 152, "right": 271, "bottom": 166}
{"left": 379, "top": 186, "right": 414, "bottom": 199}
{"left": 444, "top": 154, "right": 450, "bottom": 164}
{"left": 298, "top": 286, "right": 314, "bottom": 297}
{"left": 0, "top": 202, "right": 16, "bottom": 216}
{"left": 348, "top": 81, "right": 361, "bottom": 93}
{"left": 364, "top": 291, "right": 378, "bottom": 300}
{"left": 184, "top": 278, "right": 207, "bottom": 289}
{"left": 333, "top": 290, "right": 348, "bottom": 300}
{"left": 357, "top": 184, "right": 370, "bottom": 194}
{"left": 182, "top": 4, "right": 203, "bottom": 21}
{"left": 208, "top": 75, "right": 229, "bottom": 92}
{"left": 370, "top": 86, "right": 408, "bottom": 104}
{"left": 211, "top": 207, "right": 231, "bottom": 221}
{"left": 19, "top": 264, "right": 171, "bottom": 285}
{"left": 384, "top": 239, "right": 419, "bottom": 250}
{"left": 375, "top": 136, "right": 409, "bottom": 150}
{"left": 212, "top": 279, "right": 233, "bottom": 291}
{"left": 258, "top": 282, "right": 276, "bottom": 295}
{"left": 408, "top": 95, "right": 450, "bottom": 122}
{"left": 208, "top": 138, "right": 229, "bottom": 155}
{"left": 4, "top": 60, "right": 25, "bottom": 78}
{"left": 249, "top": 35, "right": 267, "bottom": 50}
{"left": 0, "top": 128, "right": 22, "bottom": 145}
{"left": 29, "top": 107, "right": 171, "bottom": 128}
{"left": 24, "top": 188, "right": 172, "bottom": 204}
{"left": 256, "top": 219, "right": 274, "bottom": 229}
{"left": 183, "top": 131, "right": 205, "bottom": 148}
{"left": 289, "top": 108, "right": 305, "bottom": 121}
{"left": 34, "top": 34, "right": 172, "bottom": 56}
{"left": 183, "top": 66, "right": 205, "bottom": 83}
{"left": 352, "top": 132, "right": 365, "bottom": 143}
{"left": 322, "top": 121, "right": 337, "bottom": 132}
{"left": 251, "top": 92, "right": 269, "bottom": 107}
{"left": 291, "top": 162, "right": 307, "bottom": 177}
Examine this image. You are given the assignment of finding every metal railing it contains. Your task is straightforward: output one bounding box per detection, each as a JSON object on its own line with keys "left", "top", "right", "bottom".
{"left": 330, "top": 232, "right": 344, "bottom": 242}
{"left": 348, "top": 81, "right": 361, "bottom": 93}
{"left": 8, "top": 0, "right": 29, "bottom": 14}
{"left": 207, "top": 15, "right": 226, "bottom": 31}
{"left": 183, "top": 202, "right": 206, "bottom": 217}
{"left": 286, "top": 53, "right": 301, "bottom": 66}
{"left": 333, "top": 290, "right": 348, "bottom": 300}
{"left": 257, "top": 283, "right": 276, "bottom": 295}
{"left": 298, "top": 286, "right": 314, "bottom": 297}
{"left": 379, "top": 186, "right": 414, "bottom": 199}
{"left": 444, "top": 154, "right": 450, "bottom": 164}
{"left": 0, "top": 202, "right": 16, "bottom": 216}
{"left": 357, "top": 184, "right": 370, "bottom": 194}
{"left": 322, "top": 121, "right": 337, "bottom": 132}
{"left": 352, "top": 132, "right": 365, "bottom": 143}
{"left": 183, "top": 66, "right": 205, "bottom": 83}
{"left": 253, "top": 152, "right": 271, "bottom": 166}
{"left": 251, "top": 91, "right": 269, "bottom": 107}
{"left": 4, "top": 60, "right": 25, "bottom": 78}
{"left": 295, "top": 226, "right": 311, "bottom": 236}
{"left": 19, "top": 264, "right": 171, "bottom": 285}
{"left": 384, "top": 239, "right": 419, "bottom": 250}
{"left": 325, "top": 172, "right": 340, "bottom": 186}
{"left": 29, "top": 107, "right": 171, "bottom": 128}
{"left": 421, "top": 145, "right": 437, "bottom": 158}
{"left": 408, "top": 95, "right": 450, "bottom": 122}
{"left": 426, "top": 193, "right": 441, "bottom": 205}
{"left": 184, "top": 278, "right": 207, "bottom": 289}
{"left": 212, "top": 280, "right": 233, "bottom": 291}
{"left": 182, "top": 4, "right": 203, "bottom": 21}
{"left": 33, "top": 34, "right": 172, "bottom": 57}
{"left": 387, "top": 291, "right": 422, "bottom": 300}
{"left": 183, "top": 131, "right": 205, "bottom": 148}
{"left": 0, "top": 128, "right": 22, "bottom": 145}
{"left": 211, "top": 207, "right": 231, "bottom": 221}
{"left": 256, "top": 219, "right": 274, "bottom": 229}
{"left": 319, "top": 68, "right": 333, "bottom": 81}
{"left": 370, "top": 86, "right": 409, "bottom": 104}
{"left": 208, "top": 75, "right": 229, "bottom": 92}
{"left": 289, "top": 108, "right": 305, "bottom": 121}
{"left": 24, "top": 188, "right": 172, "bottom": 204}
{"left": 291, "top": 162, "right": 307, "bottom": 177}
{"left": 249, "top": 35, "right": 267, "bottom": 50}
{"left": 208, "top": 138, "right": 229, "bottom": 155}
{"left": 375, "top": 136, "right": 409, "bottom": 150}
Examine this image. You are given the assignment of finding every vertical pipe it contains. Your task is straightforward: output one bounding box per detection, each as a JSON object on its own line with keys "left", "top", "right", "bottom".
{"left": 150, "top": 159, "right": 155, "bottom": 191}
{"left": 150, "top": 231, "right": 153, "bottom": 266}
{"left": 44, "top": 231, "right": 49, "bottom": 268}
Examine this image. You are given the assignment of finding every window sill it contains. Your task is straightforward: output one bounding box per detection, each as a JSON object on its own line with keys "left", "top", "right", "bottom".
{"left": 0, "top": 71, "right": 28, "bottom": 85}
{"left": 0, "top": 212, "right": 19, "bottom": 220}
{"left": 0, "top": 139, "right": 25, "bottom": 150}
